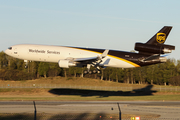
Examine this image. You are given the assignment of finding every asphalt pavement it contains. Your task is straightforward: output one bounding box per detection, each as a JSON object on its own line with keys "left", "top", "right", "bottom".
{"left": 0, "top": 101, "right": 180, "bottom": 119}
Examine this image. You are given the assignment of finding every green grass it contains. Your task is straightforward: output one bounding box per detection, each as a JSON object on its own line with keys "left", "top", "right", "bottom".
{"left": 0, "top": 77, "right": 180, "bottom": 101}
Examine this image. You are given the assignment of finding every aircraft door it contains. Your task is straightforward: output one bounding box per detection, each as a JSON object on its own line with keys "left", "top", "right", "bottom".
{"left": 14, "top": 48, "right": 18, "bottom": 55}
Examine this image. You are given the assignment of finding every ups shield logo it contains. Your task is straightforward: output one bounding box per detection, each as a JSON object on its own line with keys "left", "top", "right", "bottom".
{"left": 156, "top": 33, "right": 166, "bottom": 43}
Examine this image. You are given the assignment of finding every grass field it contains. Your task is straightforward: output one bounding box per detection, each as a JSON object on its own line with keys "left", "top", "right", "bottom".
{"left": 0, "top": 77, "right": 180, "bottom": 101}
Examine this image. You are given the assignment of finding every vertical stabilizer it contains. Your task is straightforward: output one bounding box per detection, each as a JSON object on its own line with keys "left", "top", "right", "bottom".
{"left": 134, "top": 26, "right": 175, "bottom": 55}
{"left": 146, "top": 26, "right": 172, "bottom": 45}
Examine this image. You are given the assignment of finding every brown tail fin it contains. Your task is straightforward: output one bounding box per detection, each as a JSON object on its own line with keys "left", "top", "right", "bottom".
{"left": 146, "top": 26, "right": 172, "bottom": 45}
{"left": 134, "top": 26, "right": 175, "bottom": 55}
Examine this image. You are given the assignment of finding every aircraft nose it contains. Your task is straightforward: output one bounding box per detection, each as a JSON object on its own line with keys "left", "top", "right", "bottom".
{"left": 5, "top": 47, "right": 12, "bottom": 55}
{"left": 5, "top": 49, "right": 10, "bottom": 55}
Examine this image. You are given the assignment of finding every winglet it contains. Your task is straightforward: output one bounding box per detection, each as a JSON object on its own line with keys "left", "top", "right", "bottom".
{"left": 100, "top": 49, "right": 109, "bottom": 59}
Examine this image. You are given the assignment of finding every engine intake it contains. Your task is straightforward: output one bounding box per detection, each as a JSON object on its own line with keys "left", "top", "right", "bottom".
{"left": 135, "top": 43, "right": 175, "bottom": 54}
{"left": 58, "top": 60, "right": 76, "bottom": 68}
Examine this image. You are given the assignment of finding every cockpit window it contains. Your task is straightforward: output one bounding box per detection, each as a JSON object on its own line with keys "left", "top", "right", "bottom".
{"left": 8, "top": 47, "right": 12, "bottom": 50}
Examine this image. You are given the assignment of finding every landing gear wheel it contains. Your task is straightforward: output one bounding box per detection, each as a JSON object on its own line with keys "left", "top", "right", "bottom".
{"left": 25, "top": 65, "right": 28, "bottom": 69}
{"left": 88, "top": 70, "right": 92, "bottom": 74}
{"left": 93, "top": 70, "right": 97, "bottom": 74}
{"left": 97, "top": 70, "right": 101, "bottom": 74}
{"left": 83, "top": 70, "right": 88, "bottom": 74}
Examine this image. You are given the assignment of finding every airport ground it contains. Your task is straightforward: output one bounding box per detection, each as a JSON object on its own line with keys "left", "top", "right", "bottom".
{"left": 0, "top": 101, "right": 180, "bottom": 119}
{"left": 0, "top": 77, "right": 180, "bottom": 101}
{"left": 0, "top": 77, "right": 180, "bottom": 119}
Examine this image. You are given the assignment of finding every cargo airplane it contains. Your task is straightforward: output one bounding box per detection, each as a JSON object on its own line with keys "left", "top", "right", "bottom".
{"left": 5, "top": 26, "right": 175, "bottom": 74}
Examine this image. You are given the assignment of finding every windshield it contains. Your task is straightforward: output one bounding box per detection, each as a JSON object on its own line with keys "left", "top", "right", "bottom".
{"left": 8, "top": 47, "right": 12, "bottom": 50}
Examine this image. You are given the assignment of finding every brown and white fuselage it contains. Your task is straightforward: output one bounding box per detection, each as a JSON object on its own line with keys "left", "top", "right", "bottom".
{"left": 5, "top": 26, "right": 175, "bottom": 73}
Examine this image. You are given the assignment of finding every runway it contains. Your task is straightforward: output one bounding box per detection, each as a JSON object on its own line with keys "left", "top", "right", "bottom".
{"left": 0, "top": 101, "right": 180, "bottom": 119}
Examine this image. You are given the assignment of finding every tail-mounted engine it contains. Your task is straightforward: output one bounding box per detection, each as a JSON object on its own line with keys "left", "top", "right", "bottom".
{"left": 58, "top": 60, "right": 76, "bottom": 68}
{"left": 134, "top": 43, "right": 175, "bottom": 54}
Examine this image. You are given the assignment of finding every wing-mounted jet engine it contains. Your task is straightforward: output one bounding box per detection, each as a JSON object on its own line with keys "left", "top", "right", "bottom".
{"left": 58, "top": 50, "right": 109, "bottom": 74}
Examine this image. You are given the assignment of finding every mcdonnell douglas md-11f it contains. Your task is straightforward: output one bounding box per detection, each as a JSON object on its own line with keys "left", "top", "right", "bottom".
{"left": 5, "top": 26, "right": 175, "bottom": 74}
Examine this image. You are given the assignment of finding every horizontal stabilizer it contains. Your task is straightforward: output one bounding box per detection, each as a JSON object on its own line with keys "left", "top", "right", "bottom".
{"left": 143, "top": 54, "right": 160, "bottom": 61}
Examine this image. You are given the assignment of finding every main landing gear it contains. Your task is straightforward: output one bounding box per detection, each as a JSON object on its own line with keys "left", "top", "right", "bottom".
{"left": 83, "top": 69, "right": 101, "bottom": 74}
{"left": 83, "top": 49, "right": 109, "bottom": 74}
{"left": 83, "top": 63, "right": 102, "bottom": 74}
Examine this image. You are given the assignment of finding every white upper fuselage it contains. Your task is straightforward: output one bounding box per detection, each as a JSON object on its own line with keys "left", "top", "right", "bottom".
{"left": 5, "top": 44, "right": 139, "bottom": 68}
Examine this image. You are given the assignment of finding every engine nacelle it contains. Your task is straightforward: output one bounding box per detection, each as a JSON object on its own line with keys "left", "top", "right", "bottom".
{"left": 134, "top": 43, "right": 175, "bottom": 54}
{"left": 58, "top": 60, "right": 76, "bottom": 68}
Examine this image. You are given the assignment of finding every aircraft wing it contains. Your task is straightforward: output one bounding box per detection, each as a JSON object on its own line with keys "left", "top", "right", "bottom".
{"left": 67, "top": 49, "right": 109, "bottom": 64}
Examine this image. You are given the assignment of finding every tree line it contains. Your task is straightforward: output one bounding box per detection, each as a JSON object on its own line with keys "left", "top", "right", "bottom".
{"left": 0, "top": 51, "right": 180, "bottom": 86}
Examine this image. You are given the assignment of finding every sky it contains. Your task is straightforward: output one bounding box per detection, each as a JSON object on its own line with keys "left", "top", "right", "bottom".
{"left": 0, "top": 0, "right": 180, "bottom": 60}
